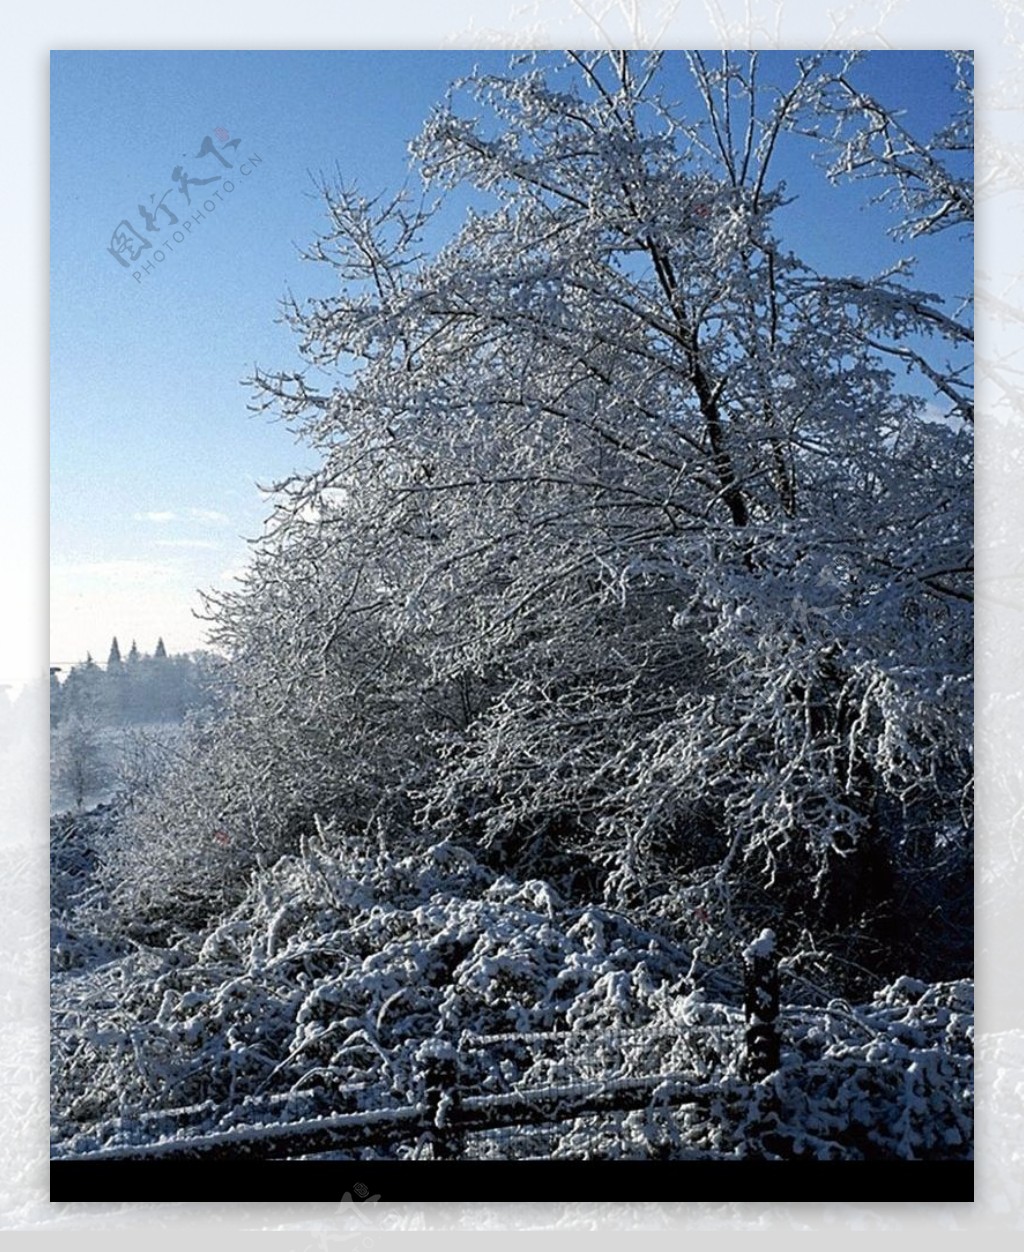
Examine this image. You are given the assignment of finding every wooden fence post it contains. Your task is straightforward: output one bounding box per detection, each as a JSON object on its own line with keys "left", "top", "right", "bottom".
{"left": 742, "top": 929, "right": 781, "bottom": 1081}
{"left": 419, "top": 1040, "right": 464, "bottom": 1160}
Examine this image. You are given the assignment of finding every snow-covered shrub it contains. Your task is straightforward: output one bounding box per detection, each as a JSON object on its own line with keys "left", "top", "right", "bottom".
{"left": 93, "top": 717, "right": 319, "bottom": 936}
{"left": 50, "top": 807, "right": 131, "bottom": 973}
{"left": 52, "top": 828, "right": 971, "bottom": 1161}
{"left": 52, "top": 828, "right": 707, "bottom": 1153}
{"left": 661, "top": 977, "right": 974, "bottom": 1161}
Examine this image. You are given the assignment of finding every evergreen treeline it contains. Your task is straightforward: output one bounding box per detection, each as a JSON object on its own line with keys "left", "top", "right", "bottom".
{"left": 50, "top": 638, "right": 216, "bottom": 727}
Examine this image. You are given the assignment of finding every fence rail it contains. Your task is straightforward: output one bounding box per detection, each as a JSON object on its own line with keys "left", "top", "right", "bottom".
{"left": 68, "top": 1072, "right": 722, "bottom": 1162}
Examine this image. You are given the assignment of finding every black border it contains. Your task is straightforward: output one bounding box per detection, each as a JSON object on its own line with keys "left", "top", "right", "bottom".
{"left": 50, "top": 1159, "right": 973, "bottom": 1203}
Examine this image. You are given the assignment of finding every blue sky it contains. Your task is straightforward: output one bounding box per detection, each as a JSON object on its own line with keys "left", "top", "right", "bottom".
{"left": 50, "top": 49, "right": 972, "bottom": 670}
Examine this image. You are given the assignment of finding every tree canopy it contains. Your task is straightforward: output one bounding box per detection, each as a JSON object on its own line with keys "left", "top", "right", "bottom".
{"left": 115, "top": 51, "right": 972, "bottom": 985}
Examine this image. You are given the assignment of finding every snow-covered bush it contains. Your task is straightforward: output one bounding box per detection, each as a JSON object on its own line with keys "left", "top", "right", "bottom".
{"left": 51, "top": 806, "right": 131, "bottom": 973}
{"left": 52, "top": 829, "right": 971, "bottom": 1161}
{"left": 52, "top": 830, "right": 692, "bottom": 1149}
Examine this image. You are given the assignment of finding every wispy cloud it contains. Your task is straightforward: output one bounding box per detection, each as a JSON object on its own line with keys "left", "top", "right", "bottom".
{"left": 154, "top": 539, "right": 220, "bottom": 550}
{"left": 131, "top": 507, "right": 231, "bottom": 525}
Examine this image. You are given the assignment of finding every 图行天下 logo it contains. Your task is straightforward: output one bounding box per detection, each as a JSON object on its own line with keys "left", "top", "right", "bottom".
{"left": 106, "top": 127, "right": 263, "bottom": 282}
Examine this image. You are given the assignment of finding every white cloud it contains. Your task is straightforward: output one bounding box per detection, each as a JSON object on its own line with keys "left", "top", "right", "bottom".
{"left": 154, "top": 539, "right": 220, "bottom": 550}
{"left": 920, "top": 401, "right": 971, "bottom": 434}
{"left": 130, "top": 507, "right": 231, "bottom": 525}
{"left": 187, "top": 508, "right": 230, "bottom": 524}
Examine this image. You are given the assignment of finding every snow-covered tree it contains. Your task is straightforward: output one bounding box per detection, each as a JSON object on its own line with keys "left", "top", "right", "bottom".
{"left": 797, "top": 50, "right": 973, "bottom": 426}
{"left": 114, "top": 52, "right": 971, "bottom": 980}
{"left": 52, "top": 712, "right": 110, "bottom": 812}
{"left": 49, "top": 667, "right": 63, "bottom": 723}
{"left": 59, "top": 652, "right": 104, "bottom": 724}
{"left": 809, "top": 51, "right": 973, "bottom": 243}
